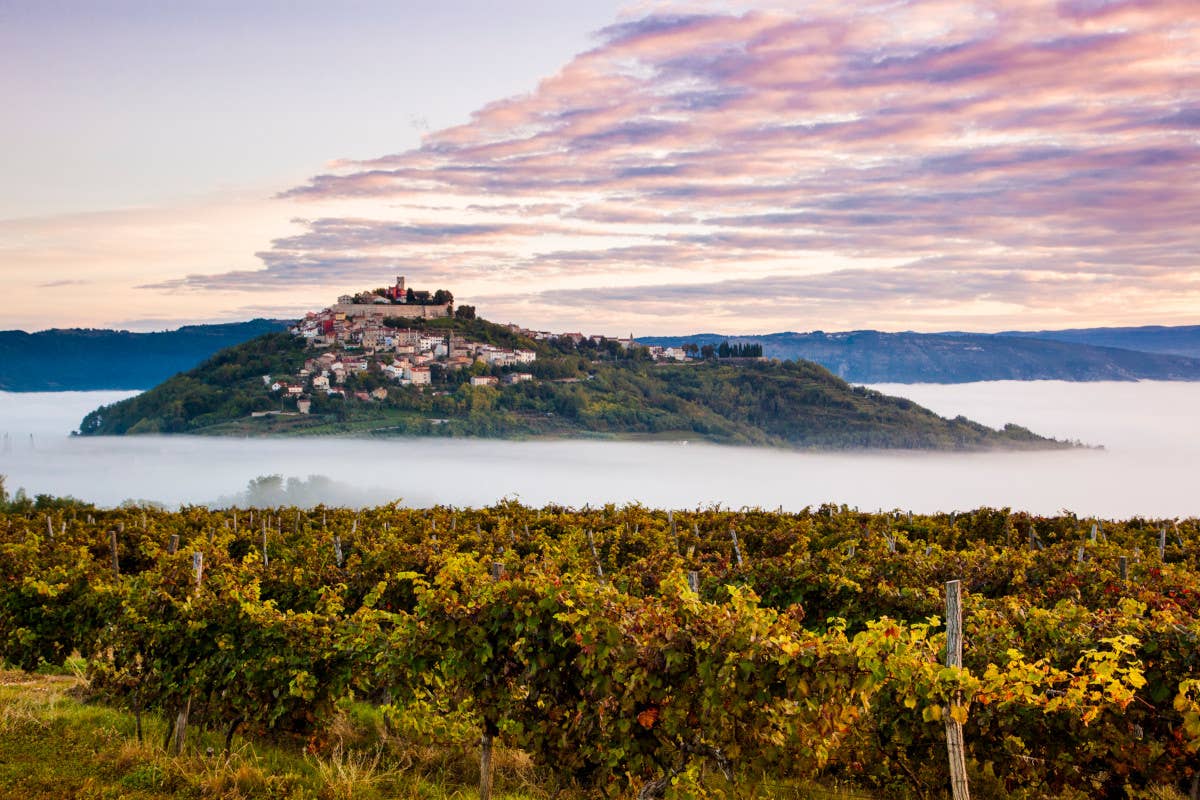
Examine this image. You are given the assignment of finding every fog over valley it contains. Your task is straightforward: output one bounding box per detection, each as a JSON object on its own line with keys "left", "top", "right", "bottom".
{"left": 1, "top": 382, "right": 1195, "bottom": 517}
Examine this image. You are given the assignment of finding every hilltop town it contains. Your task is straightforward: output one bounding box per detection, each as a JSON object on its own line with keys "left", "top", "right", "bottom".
{"left": 276, "top": 277, "right": 705, "bottom": 414}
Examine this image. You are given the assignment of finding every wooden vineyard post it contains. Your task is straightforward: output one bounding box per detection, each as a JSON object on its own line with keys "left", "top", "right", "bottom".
{"left": 587, "top": 529, "right": 604, "bottom": 579}
{"left": 687, "top": 570, "right": 700, "bottom": 594}
{"left": 945, "top": 579, "right": 970, "bottom": 800}
{"left": 729, "top": 525, "right": 745, "bottom": 567}
{"left": 261, "top": 521, "right": 269, "bottom": 567}
{"left": 109, "top": 531, "right": 120, "bottom": 575}
{"left": 1160, "top": 526, "right": 1167, "bottom": 561}
{"left": 668, "top": 510, "right": 679, "bottom": 554}
{"left": 1028, "top": 528, "right": 1044, "bottom": 550}
{"left": 1119, "top": 556, "right": 1128, "bottom": 584}
{"left": 169, "top": 553, "right": 203, "bottom": 756}
{"left": 169, "top": 695, "right": 192, "bottom": 756}
{"left": 46, "top": 514, "right": 54, "bottom": 539}
{"left": 333, "top": 535, "right": 343, "bottom": 568}
{"left": 168, "top": 534, "right": 179, "bottom": 555}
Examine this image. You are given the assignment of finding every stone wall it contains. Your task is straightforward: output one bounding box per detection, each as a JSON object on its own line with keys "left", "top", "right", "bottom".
{"left": 331, "top": 302, "right": 452, "bottom": 320}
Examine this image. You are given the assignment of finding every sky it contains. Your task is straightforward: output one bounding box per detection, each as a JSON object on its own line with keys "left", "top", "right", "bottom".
{"left": 1, "top": 0, "right": 1196, "bottom": 335}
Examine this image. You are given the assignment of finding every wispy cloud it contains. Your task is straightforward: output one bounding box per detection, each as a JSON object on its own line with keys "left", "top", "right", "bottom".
{"left": 36, "top": 279, "right": 90, "bottom": 288}
{"left": 163, "top": 0, "right": 1199, "bottom": 333}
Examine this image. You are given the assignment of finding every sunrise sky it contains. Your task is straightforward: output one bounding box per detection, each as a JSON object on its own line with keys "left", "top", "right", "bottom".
{"left": 1, "top": 0, "right": 1196, "bottom": 335}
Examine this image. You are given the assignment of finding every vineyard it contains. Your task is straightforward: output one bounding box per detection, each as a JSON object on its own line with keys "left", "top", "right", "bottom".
{"left": 2, "top": 500, "right": 1199, "bottom": 799}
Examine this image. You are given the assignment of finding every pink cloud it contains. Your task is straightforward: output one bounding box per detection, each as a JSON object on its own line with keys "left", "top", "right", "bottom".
{"left": 191, "top": 0, "right": 1197, "bottom": 332}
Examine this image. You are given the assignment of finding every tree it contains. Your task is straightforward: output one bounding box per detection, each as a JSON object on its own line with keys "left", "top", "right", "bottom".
{"left": 406, "top": 288, "right": 416, "bottom": 303}
{"left": 718, "top": 341, "right": 731, "bottom": 358}
{"left": 455, "top": 304, "right": 477, "bottom": 320}
{"left": 682, "top": 343, "right": 699, "bottom": 358}
{"left": 433, "top": 289, "right": 454, "bottom": 305}
{"left": 700, "top": 344, "right": 716, "bottom": 360}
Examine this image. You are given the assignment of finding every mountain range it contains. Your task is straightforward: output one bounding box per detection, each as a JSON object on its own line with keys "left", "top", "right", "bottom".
{"left": 639, "top": 325, "right": 1200, "bottom": 383}
{"left": 0, "top": 320, "right": 290, "bottom": 391}
{"left": 1, "top": 320, "right": 1198, "bottom": 392}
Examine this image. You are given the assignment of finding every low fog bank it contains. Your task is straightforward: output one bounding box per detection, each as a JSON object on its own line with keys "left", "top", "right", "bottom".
{"left": 0, "top": 390, "right": 138, "bottom": 440}
{"left": 212, "top": 474, "right": 417, "bottom": 509}
{"left": 864, "top": 381, "right": 1198, "bottom": 453}
{"left": 0, "top": 382, "right": 1196, "bottom": 517}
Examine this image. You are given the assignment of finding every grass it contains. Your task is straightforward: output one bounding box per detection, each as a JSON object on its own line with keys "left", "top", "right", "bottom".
{"left": 0, "top": 666, "right": 888, "bottom": 800}
{"left": 3, "top": 667, "right": 1188, "bottom": 800}
{"left": 0, "top": 669, "right": 543, "bottom": 800}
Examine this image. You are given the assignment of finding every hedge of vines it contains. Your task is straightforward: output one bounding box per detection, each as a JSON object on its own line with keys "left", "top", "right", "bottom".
{"left": 2, "top": 502, "right": 1198, "bottom": 798}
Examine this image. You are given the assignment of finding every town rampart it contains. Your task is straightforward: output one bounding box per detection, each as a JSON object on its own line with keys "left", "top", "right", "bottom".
{"left": 332, "top": 303, "right": 452, "bottom": 320}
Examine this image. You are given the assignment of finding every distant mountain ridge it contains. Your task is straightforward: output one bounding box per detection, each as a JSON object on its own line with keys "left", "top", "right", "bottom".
{"left": 0, "top": 320, "right": 291, "bottom": 391}
{"left": 638, "top": 325, "right": 1200, "bottom": 384}
{"left": 3, "top": 320, "right": 1199, "bottom": 390}
{"left": 996, "top": 325, "right": 1200, "bottom": 359}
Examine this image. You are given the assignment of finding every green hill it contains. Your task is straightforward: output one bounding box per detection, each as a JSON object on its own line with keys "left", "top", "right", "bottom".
{"left": 77, "top": 317, "right": 1067, "bottom": 450}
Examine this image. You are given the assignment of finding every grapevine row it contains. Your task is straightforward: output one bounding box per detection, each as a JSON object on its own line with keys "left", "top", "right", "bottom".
{"left": 1, "top": 501, "right": 1197, "bottom": 797}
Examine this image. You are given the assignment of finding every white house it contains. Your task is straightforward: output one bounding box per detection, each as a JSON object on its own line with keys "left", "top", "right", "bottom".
{"left": 406, "top": 366, "right": 432, "bottom": 385}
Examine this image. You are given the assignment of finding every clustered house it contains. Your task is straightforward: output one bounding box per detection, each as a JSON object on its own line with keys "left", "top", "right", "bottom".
{"left": 277, "top": 279, "right": 536, "bottom": 412}
{"left": 272, "top": 277, "right": 727, "bottom": 414}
